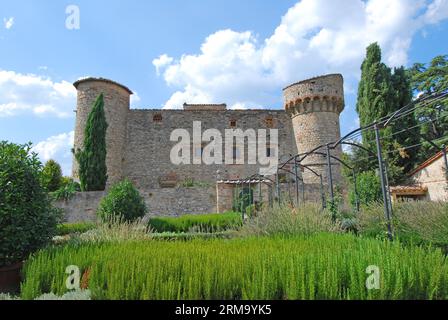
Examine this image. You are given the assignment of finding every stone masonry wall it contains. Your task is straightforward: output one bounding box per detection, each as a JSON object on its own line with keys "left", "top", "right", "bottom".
{"left": 412, "top": 156, "right": 448, "bottom": 201}
{"left": 123, "top": 109, "right": 298, "bottom": 190}
{"left": 283, "top": 74, "right": 344, "bottom": 185}
{"left": 73, "top": 78, "right": 131, "bottom": 186}
{"left": 55, "top": 187, "right": 217, "bottom": 223}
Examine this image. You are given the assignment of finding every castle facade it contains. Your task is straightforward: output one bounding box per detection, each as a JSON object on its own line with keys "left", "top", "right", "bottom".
{"left": 72, "top": 74, "right": 344, "bottom": 215}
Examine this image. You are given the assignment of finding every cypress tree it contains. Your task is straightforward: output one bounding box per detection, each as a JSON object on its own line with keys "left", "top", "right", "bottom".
{"left": 356, "top": 43, "right": 396, "bottom": 147}
{"left": 390, "top": 66, "right": 420, "bottom": 173}
{"left": 75, "top": 93, "right": 108, "bottom": 191}
{"left": 353, "top": 43, "right": 416, "bottom": 184}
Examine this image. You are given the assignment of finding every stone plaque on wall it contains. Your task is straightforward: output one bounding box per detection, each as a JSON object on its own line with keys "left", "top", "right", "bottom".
{"left": 158, "top": 172, "right": 178, "bottom": 188}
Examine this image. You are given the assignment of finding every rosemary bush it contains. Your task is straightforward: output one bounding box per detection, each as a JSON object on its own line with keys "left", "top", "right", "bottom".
{"left": 21, "top": 233, "right": 448, "bottom": 300}
{"left": 148, "top": 212, "right": 242, "bottom": 233}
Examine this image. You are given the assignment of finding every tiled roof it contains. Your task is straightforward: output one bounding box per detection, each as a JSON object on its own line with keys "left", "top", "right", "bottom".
{"left": 409, "top": 146, "right": 448, "bottom": 176}
{"left": 390, "top": 185, "right": 428, "bottom": 195}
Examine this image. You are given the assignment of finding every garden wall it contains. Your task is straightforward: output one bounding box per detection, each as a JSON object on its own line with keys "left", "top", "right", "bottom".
{"left": 55, "top": 186, "right": 217, "bottom": 223}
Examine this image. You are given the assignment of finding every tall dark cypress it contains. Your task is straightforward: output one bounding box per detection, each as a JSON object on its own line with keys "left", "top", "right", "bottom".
{"left": 391, "top": 66, "right": 420, "bottom": 173}
{"left": 75, "top": 93, "right": 108, "bottom": 191}
{"left": 356, "top": 43, "right": 395, "bottom": 147}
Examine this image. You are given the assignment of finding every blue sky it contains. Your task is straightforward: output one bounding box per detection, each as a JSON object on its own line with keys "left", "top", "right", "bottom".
{"left": 0, "top": 0, "right": 447, "bottom": 174}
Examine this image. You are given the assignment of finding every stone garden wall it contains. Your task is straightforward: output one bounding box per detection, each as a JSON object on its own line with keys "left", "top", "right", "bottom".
{"left": 55, "top": 186, "right": 217, "bottom": 223}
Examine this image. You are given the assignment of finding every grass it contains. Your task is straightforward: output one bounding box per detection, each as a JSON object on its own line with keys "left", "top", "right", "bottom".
{"left": 56, "top": 222, "right": 96, "bottom": 236}
{"left": 148, "top": 212, "right": 242, "bottom": 233}
{"left": 21, "top": 233, "right": 448, "bottom": 300}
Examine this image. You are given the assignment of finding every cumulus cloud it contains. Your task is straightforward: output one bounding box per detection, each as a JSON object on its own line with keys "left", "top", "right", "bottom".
{"left": 3, "top": 17, "right": 14, "bottom": 29}
{"left": 32, "top": 131, "right": 75, "bottom": 176}
{"left": 0, "top": 70, "right": 77, "bottom": 118}
{"left": 154, "top": 0, "right": 448, "bottom": 110}
{"left": 153, "top": 54, "right": 174, "bottom": 76}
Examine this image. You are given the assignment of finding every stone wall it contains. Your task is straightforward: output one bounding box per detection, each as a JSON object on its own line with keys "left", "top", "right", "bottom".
{"left": 123, "top": 109, "right": 298, "bottom": 190}
{"left": 412, "top": 156, "right": 448, "bottom": 201}
{"left": 55, "top": 191, "right": 105, "bottom": 223}
{"left": 55, "top": 187, "right": 217, "bottom": 223}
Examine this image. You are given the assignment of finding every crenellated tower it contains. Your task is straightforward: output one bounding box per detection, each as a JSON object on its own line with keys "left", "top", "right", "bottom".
{"left": 283, "top": 74, "right": 345, "bottom": 185}
{"left": 72, "top": 77, "right": 132, "bottom": 187}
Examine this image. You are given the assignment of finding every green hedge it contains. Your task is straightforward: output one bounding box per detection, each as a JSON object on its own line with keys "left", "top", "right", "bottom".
{"left": 148, "top": 212, "right": 242, "bottom": 233}
{"left": 21, "top": 234, "right": 448, "bottom": 300}
{"left": 56, "top": 223, "right": 96, "bottom": 236}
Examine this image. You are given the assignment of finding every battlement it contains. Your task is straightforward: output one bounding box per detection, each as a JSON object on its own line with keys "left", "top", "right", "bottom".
{"left": 183, "top": 103, "right": 227, "bottom": 111}
{"left": 283, "top": 74, "right": 344, "bottom": 115}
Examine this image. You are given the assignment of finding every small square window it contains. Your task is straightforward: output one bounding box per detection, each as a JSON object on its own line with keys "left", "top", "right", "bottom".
{"left": 230, "top": 120, "right": 237, "bottom": 128}
{"left": 265, "top": 118, "right": 274, "bottom": 128}
{"left": 153, "top": 114, "right": 163, "bottom": 122}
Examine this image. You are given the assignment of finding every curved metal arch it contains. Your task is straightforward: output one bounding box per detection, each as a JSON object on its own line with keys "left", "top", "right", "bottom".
{"left": 308, "top": 151, "right": 353, "bottom": 170}
{"left": 341, "top": 141, "right": 377, "bottom": 157}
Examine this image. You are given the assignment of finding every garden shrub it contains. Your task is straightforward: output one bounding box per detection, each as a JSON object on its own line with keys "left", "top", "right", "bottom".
{"left": 56, "top": 222, "right": 96, "bottom": 236}
{"left": 349, "top": 171, "right": 382, "bottom": 207}
{"left": 41, "top": 159, "right": 63, "bottom": 192}
{"left": 358, "top": 201, "right": 448, "bottom": 247}
{"left": 242, "top": 203, "right": 341, "bottom": 236}
{"left": 51, "top": 179, "right": 81, "bottom": 201}
{"left": 97, "top": 179, "right": 147, "bottom": 223}
{"left": 0, "top": 141, "right": 60, "bottom": 267}
{"left": 77, "top": 218, "right": 151, "bottom": 243}
{"left": 232, "top": 187, "right": 253, "bottom": 213}
{"left": 148, "top": 212, "right": 242, "bottom": 233}
{"left": 21, "top": 233, "right": 448, "bottom": 300}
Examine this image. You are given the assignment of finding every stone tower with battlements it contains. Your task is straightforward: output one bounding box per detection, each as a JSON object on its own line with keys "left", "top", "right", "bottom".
{"left": 283, "top": 74, "right": 344, "bottom": 184}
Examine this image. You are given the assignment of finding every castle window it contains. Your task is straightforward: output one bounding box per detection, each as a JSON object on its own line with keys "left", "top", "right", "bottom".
{"left": 230, "top": 120, "right": 237, "bottom": 128}
{"left": 265, "top": 117, "right": 274, "bottom": 128}
{"left": 153, "top": 114, "right": 163, "bottom": 122}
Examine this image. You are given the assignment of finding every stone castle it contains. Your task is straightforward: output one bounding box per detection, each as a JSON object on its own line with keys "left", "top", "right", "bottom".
{"left": 71, "top": 74, "right": 344, "bottom": 216}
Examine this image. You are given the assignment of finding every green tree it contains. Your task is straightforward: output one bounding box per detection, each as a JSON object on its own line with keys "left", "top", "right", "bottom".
{"left": 409, "top": 55, "right": 448, "bottom": 161}
{"left": 349, "top": 171, "right": 382, "bottom": 207}
{"left": 353, "top": 43, "right": 421, "bottom": 184}
{"left": 0, "top": 142, "right": 60, "bottom": 267}
{"left": 356, "top": 43, "right": 396, "bottom": 147}
{"left": 41, "top": 159, "right": 63, "bottom": 192}
{"left": 390, "top": 66, "right": 420, "bottom": 173}
{"left": 75, "top": 93, "right": 108, "bottom": 191}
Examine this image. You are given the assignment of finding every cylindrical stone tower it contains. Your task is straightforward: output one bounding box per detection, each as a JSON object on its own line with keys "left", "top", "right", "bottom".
{"left": 72, "top": 77, "right": 132, "bottom": 187}
{"left": 283, "top": 74, "right": 344, "bottom": 185}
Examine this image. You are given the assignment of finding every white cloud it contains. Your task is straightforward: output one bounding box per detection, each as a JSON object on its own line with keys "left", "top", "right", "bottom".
{"left": 0, "top": 70, "right": 76, "bottom": 118}
{"left": 3, "top": 17, "right": 14, "bottom": 29}
{"left": 153, "top": 54, "right": 174, "bottom": 76}
{"left": 130, "top": 91, "right": 141, "bottom": 106}
{"left": 154, "top": 0, "right": 448, "bottom": 110}
{"left": 32, "top": 131, "right": 75, "bottom": 176}
{"left": 422, "top": 0, "right": 448, "bottom": 23}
